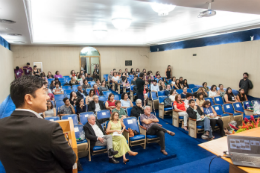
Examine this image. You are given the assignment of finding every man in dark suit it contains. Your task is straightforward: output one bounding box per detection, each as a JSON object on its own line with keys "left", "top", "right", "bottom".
{"left": 0, "top": 76, "right": 76, "bottom": 173}
{"left": 76, "top": 86, "right": 88, "bottom": 99}
{"left": 88, "top": 95, "right": 106, "bottom": 113}
{"left": 83, "top": 115, "right": 119, "bottom": 163}
{"left": 93, "top": 84, "right": 103, "bottom": 96}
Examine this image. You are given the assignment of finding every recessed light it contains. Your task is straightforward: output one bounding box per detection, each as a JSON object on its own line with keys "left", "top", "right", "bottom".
{"left": 7, "top": 33, "right": 22, "bottom": 36}
{"left": 13, "top": 41, "right": 25, "bottom": 44}
{"left": 0, "top": 19, "right": 16, "bottom": 24}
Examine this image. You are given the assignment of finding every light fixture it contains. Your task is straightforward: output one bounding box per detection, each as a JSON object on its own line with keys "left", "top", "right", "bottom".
{"left": 7, "top": 33, "right": 22, "bottom": 36}
{"left": 150, "top": 2, "right": 176, "bottom": 16}
{"left": 93, "top": 30, "right": 108, "bottom": 39}
{"left": 111, "top": 18, "right": 132, "bottom": 31}
{"left": 0, "top": 19, "right": 16, "bottom": 24}
{"left": 13, "top": 41, "right": 25, "bottom": 44}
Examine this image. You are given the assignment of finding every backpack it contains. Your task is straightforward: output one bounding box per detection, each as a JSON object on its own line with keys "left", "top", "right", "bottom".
{"left": 164, "top": 98, "right": 172, "bottom": 108}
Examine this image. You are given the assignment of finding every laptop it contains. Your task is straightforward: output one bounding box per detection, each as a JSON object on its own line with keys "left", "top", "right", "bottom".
{"left": 227, "top": 135, "right": 260, "bottom": 168}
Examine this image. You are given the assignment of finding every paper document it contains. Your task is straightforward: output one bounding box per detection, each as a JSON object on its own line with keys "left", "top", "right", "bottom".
{"left": 113, "top": 132, "right": 122, "bottom": 136}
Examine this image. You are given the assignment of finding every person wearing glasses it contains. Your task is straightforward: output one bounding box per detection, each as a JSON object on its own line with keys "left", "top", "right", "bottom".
{"left": 130, "top": 99, "right": 144, "bottom": 119}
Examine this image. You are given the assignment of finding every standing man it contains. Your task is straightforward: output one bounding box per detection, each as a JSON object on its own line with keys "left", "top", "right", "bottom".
{"left": 23, "top": 62, "right": 32, "bottom": 75}
{"left": 239, "top": 72, "right": 253, "bottom": 95}
{"left": 0, "top": 76, "right": 76, "bottom": 172}
{"left": 136, "top": 72, "right": 145, "bottom": 105}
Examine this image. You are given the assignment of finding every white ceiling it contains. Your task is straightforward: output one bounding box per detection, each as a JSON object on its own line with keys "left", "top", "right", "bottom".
{"left": 0, "top": 0, "right": 260, "bottom": 46}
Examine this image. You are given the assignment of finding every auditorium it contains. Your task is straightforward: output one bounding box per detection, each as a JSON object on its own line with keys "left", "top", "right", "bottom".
{"left": 1, "top": 0, "right": 260, "bottom": 173}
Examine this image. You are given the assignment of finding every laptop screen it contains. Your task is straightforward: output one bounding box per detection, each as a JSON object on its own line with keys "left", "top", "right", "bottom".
{"left": 227, "top": 135, "right": 260, "bottom": 154}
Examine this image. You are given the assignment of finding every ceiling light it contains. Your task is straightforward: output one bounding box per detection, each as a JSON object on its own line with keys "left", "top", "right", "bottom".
{"left": 93, "top": 30, "right": 108, "bottom": 39}
{"left": 12, "top": 41, "right": 25, "bottom": 44}
{"left": 112, "top": 18, "right": 132, "bottom": 31}
{"left": 0, "top": 19, "right": 16, "bottom": 24}
{"left": 7, "top": 33, "right": 22, "bottom": 36}
{"left": 150, "top": 2, "right": 176, "bottom": 16}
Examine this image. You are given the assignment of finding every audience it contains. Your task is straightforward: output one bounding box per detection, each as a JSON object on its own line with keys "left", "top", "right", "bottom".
{"left": 54, "top": 78, "right": 61, "bottom": 86}
{"left": 84, "top": 115, "right": 119, "bottom": 164}
{"left": 122, "top": 77, "right": 130, "bottom": 89}
{"left": 140, "top": 106, "right": 175, "bottom": 155}
{"left": 209, "top": 85, "right": 219, "bottom": 98}
{"left": 165, "top": 85, "right": 171, "bottom": 96}
{"left": 131, "top": 76, "right": 137, "bottom": 85}
{"left": 184, "top": 93, "right": 195, "bottom": 108}
{"left": 43, "top": 100, "right": 56, "bottom": 118}
{"left": 70, "top": 70, "right": 76, "bottom": 78}
{"left": 86, "top": 89, "right": 95, "bottom": 105}
{"left": 53, "top": 83, "right": 64, "bottom": 95}
{"left": 108, "top": 71, "right": 114, "bottom": 85}
{"left": 14, "top": 66, "right": 23, "bottom": 79}
{"left": 174, "top": 79, "right": 182, "bottom": 89}
{"left": 151, "top": 80, "right": 159, "bottom": 92}
{"left": 224, "top": 87, "right": 238, "bottom": 103}
{"left": 59, "top": 97, "right": 75, "bottom": 116}
{"left": 100, "top": 81, "right": 109, "bottom": 91}
{"left": 112, "top": 72, "right": 120, "bottom": 91}
{"left": 194, "top": 87, "right": 208, "bottom": 98}
{"left": 171, "top": 77, "right": 176, "bottom": 87}
{"left": 76, "top": 86, "right": 88, "bottom": 100}
{"left": 196, "top": 93, "right": 205, "bottom": 107}
{"left": 96, "top": 79, "right": 101, "bottom": 87}
{"left": 106, "top": 112, "right": 138, "bottom": 163}
{"left": 130, "top": 99, "right": 144, "bottom": 118}
{"left": 69, "top": 76, "right": 79, "bottom": 86}
{"left": 32, "top": 65, "right": 40, "bottom": 77}
{"left": 165, "top": 65, "right": 172, "bottom": 79}
{"left": 76, "top": 98, "right": 87, "bottom": 114}
{"left": 169, "top": 89, "right": 177, "bottom": 102}
{"left": 47, "top": 71, "right": 54, "bottom": 78}
{"left": 186, "top": 99, "right": 213, "bottom": 140}
{"left": 181, "top": 87, "right": 188, "bottom": 99}
{"left": 159, "top": 82, "right": 166, "bottom": 91}
{"left": 136, "top": 73, "right": 145, "bottom": 105}
{"left": 70, "top": 91, "right": 78, "bottom": 106}
{"left": 82, "top": 79, "right": 91, "bottom": 89}
{"left": 179, "top": 77, "right": 184, "bottom": 85}
{"left": 23, "top": 62, "right": 32, "bottom": 75}
{"left": 88, "top": 95, "right": 106, "bottom": 113}
{"left": 54, "top": 71, "right": 63, "bottom": 78}
{"left": 86, "top": 74, "right": 93, "bottom": 81}
{"left": 202, "top": 82, "right": 209, "bottom": 92}
{"left": 120, "top": 93, "right": 133, "bottom": 109}
{"left": 217, "top": 84, "right": 225, "bottom": 97}
{"left": 236, "top": 88, "right": 248, "bottom": 102}
{"left": 173, "top": 94, "right": 189, "bottom": 131}
{"left": 49, "top": 80, "right": 56, "bottom": 90}
{"left": 201, "top": 101, "right": 225, "bottom": 137}
{"left": 47, "top": 89, "right": 55, "bottom": 101}
{"left": 112, "top": 101, "right": 127, "bottom": 119}
{"left": 183, "top": 79, "right": 189, "bottom": 88}
{"left": 106, "top": 93, "right": 116, "bottom": 113}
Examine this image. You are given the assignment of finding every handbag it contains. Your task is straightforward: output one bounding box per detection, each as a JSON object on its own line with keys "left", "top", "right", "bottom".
{"left": 128, "top": 128, "right": 134, "bottom": 137}
{"left": 164, "top": 98, "right": 172, "bottom": 108}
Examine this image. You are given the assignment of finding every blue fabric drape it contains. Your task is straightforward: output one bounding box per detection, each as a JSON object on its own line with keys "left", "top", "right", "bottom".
{"left": 0, "top": 36, "right": 10, "bottom": 50}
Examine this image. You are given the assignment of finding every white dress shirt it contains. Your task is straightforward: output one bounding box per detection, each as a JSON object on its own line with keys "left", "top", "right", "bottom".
{"left": 90, "top": 123, "right": 104, "bottom": 138}
{"left": 151, "top": 84, "right": 159, "bottom": 92}
{"left": 95, "top": 102, "right": 101, "bottom": 112}
{"left": 15, "top": 108, "right": 43, "bottom": 119}
{"left": 209, "top": 90, "right": 218, "bottom": 97}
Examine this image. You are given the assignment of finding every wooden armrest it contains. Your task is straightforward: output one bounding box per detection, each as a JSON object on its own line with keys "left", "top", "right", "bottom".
{"left": 140, "top": 125, "right": 147, "bottom": 130}
{"left": 244, "top": 109, "right": 253, "bottom": 112}
{"left": 189, "top": 118, "right": 196, "bottom": 121}
{"left": 224, "top": 112, "right": 233, "bottom": 115}
{"left": 217, "top": 115, "right": 221, "bottom": 117}
{"left": 124, "top": 129, "right": 129, "bottom": 133}
{"left": 235, "top": 110, "right": 243, "bottom": 114}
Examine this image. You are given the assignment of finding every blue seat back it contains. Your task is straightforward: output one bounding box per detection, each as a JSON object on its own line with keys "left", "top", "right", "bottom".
{"left": 212, "top": 105, "right": 224, "bottom": 115}
{"left": 126, "top": 107, "right": 132, "bottom": 117}
{"left": 103, "top": 91, "right": 112, "bottom": 98}
{"left": 187, "top": 88, "right": 193, "bottom": 93}
{"left": 61, "top": 114, "right": 78, "bottom": 125}
{"left": 62, "top": 86, "right": 71, "bottom": 90}
{"left": 233, "top": 102, "right": 244, "bottom": 112}
{"left": 243, "top": 101, "right": 251, "bottom": 109}
{"left": 188, "top": 84, "right": 195, "bottom": 88}
{"left": 103, "top": 74, "right": 108, "bottom": 81}
{"left": 45, "top": 116, "right": 60, "bottom": 121}
{"left": 97, "top": 110, "right": 111, "bottom": 120}
{"left": 130, "top": 85, "right": 135, "bottom": 91}
{"left": 79, "top": 112, "right": 95, "bottom": 125}
{"left": 114, "top": 95, "right": 119, "bottom": 100}
{"left": 151, "top": 92, "right": 158, "bottom": 100}
{"left": 55, "top": 100, "right": 64, "bottom": 110}
{"left": 48, "top": 78, "right": 54, "bottom": 83}
{"left": 123, "top": 117, "right": 140, "bottom": 133}
{"left": 158, "top": 91, "right": 165, "bottom": 96}
{"left": 99, "top": 96, "right": 107, "bottom": 102}
{"left": 176, "top": 89, "right": 183, "bottom": 94}
{"left": 64, "top": 89, "right": 73, "bottom": 95}
{"left": 54, "top": 94, "right": 65, "bottom": 101}
{"left": 159, "top": 96, "right": 167, "bottom": 104}
{"left": 74, "top": 125, "right": 84, "bottom": 139}
{"left": 252, "top": 100, "right": 260, "bottom": 106}
{"left": 192, "top": 88, "right": 199, "bottom": 93}
{"left": 205, "top": 98, "right": 214, "bottom": 105}
{"left": 223, "top": 104, "right": 235, "bottom": 114}
{"left": 86, "top": 88, "right": 93, "bottom": 94}
{"left": 214, "top": 96, "right": 224, "bottom": 105}
{"left": 72, "top": 85, "right": 80, "bottom": 91}
{"left": 59, "top": 78, "right": 66, "bottom": 82}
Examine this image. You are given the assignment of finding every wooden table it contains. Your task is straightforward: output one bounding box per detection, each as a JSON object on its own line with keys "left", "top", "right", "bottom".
{"left": 199, "top": 127, "right": 260, "bottom": 173}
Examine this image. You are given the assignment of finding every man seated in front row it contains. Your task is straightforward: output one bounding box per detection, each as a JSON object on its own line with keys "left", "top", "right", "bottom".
{"left": 83, "top": 115, "right": 119, "bottom": 164}
{"left": 76, "top": 86, "right": 88, "bottom": 99}
{"left": 59, "top": 97, "right": 75, "bottom": 116}
{"left": 88, "top": 95, "right": 106, "bottom": 113}
{"left": 140, "top": 106, "right": 175, "bottom": 155}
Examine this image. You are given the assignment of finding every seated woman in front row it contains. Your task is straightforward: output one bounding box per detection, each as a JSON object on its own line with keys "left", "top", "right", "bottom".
{"left": 112, "top": 101, "right": 127, "bottom": 119}
{"left": 106, "top": 112, "right": 138, "bottom": 164}
{"left": 236, "top": 88, "right": 248, "bottom": 102}
{"left": 173, "top": 94, "right": 189, "bottom": 131}
{"left": 186, "top": 99, "right": 213, "bottom": 140}
{"left": 224, "top": 87, "right": 238, "bottom": 103}
{"left": 201, "top": 101, "right": 226, "bottom": 137}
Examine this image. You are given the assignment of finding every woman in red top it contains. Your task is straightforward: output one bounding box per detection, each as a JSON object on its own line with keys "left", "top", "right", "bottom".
{"left": 105, "top": 93, "right": 116, "bottom": 113}
{"left": 173, "top": 94, "right": 189, "bottom": 131}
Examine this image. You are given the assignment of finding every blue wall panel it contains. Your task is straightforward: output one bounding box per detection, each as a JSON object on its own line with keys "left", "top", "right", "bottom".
{"left": 0, "top": 36, "right": 10, "bottom": 50}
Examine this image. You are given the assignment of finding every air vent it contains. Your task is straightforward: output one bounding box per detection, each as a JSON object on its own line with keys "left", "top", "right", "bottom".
{"left": 8, "top": 33, "right": 22, "bottom": 36}
{"left": 0, "top": 19, "right": 16, "bottom": 24}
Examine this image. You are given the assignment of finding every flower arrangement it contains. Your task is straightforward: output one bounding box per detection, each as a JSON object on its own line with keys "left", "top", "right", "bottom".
{"left": 229, "top": 115, "right": 260, "bottom": 134}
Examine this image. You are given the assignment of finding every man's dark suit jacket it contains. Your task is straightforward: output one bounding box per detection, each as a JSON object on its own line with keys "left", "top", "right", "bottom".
{"left": 186, "top": 106, "right": 204, "bottom": 119}
{"left": 88, "top": 100, "right": 106, "bottom": 113}
{"left": 83, "top": 118, "right": 109, "bottom": 153}
{"left": 93, "top": 89, "right": 103, "bottom": 96}
{"left": 0, "top": 110, "right": 76, "bottom": 173}
{"left": 76, "top": 90, "right": 88, "bottom": 99}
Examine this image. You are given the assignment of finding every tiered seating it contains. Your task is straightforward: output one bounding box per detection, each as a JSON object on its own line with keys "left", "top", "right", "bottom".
{"left": 214, "top": 96, "right": 224, "bottom": 105}
{"left": 61, "top": 114, "right": 78, "bottom": 125}
{"left": 212, "top": 105, "right": 230, "bottom": 129}
{"left": 54, "top": 94, "right": 65, "bottom": 101}
{"left": 204, "top": 98, "right": 214, "bottom": 105}
{"left": 223, "top": 104, "right": 243, "bottom": 126}
{"left": 126, "top": 107, "right": 132, "bottom": 117}
{"left": 139, "top": 116, "right": 160, "bottom": 144}
{"left": 45, "top": 116, "right": 60, "bottom": 121}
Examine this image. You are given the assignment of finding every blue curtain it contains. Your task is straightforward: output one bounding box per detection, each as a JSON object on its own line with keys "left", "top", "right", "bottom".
{"left": 0, "top": 36, "right": 10, "bottom": 50}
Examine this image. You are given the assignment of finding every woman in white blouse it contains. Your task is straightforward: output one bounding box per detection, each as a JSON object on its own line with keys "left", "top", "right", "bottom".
{"left": 169, "top": 89, "right": 177, "bottom": 102}
{"left": 208, "top": 85, "right": 219, "bottom": 98}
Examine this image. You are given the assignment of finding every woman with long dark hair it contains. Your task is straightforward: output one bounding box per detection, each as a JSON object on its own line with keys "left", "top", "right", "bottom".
{"left": 224, "top": 87, "right": 238, "bottom": 103}
{"left": 236, "top": 88, "right": 248, "bottom": 102}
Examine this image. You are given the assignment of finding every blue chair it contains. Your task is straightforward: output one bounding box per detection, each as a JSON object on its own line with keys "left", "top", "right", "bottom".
{"left": 114, "top": 95, "right": 119, "bottom": 100}
{"left": 54, "top": 94, "right": 65, "bottom": 101}
{"left": 59, "top": 78, "right": 66, "bottom": 82}
{"left": 243, "top": 101, "right": 252, "bottom": 109}
{"left": 192, "top": 88, "right": 199, "bottom": 93}
{"left": 88, "top": 81, "right": 96, "bottom": 88}
{"left": 45, "top": 116, "right": 60, "bottom": 121}
{"left": 234, "top": 102, "right": 258, "bottom": 119}
{"left": 103, "top": 91, "right": 111, "bottom": 98}
{"left": 62, "top": 86, "right": 71, "bottom": 90}
{"left": 126, "top": 107, "right": 132, "bottom": 117}
{"left": 64, "top": 89, "right": 73, "bottom": 95}
{"left": 150, "top": 92, "right": 158, "bottom": 113}
{"left": 187, "top": 88, "right": 193, "bottom": 93}
{"left": 188, "top": 84, "right": 195, "bottom": 88}
{"left": 158, "top": 91, "right": 165, "bottom": 96}
{"left": 79, "top": 112, "right": 94, "bottom": 125}
{"left": 48, "top": 78, "right": 54, "bottom": 83}
{"left": 103, "top": 74, "right": 108, "bottom": 82}
{"left": 214, "top": 96, "right": 224, "bottom": 105}
{"left": 123, "top": 117, "right": 146, "bottom": 149}
{"left": 223, "top": 104, "right": 243, "bottom": 126}
{"left": 139, "top": 116, "right": 160, "bottom": 144}
{"left": 74, "top": 124, "right": 88, "bottom": 158}
{"left": 85, "top": 88, "right": 93, "bottom": 94}
{"left": 97, "top": 110, "right": 111, "bottom": 120}
{"left": 99, "top": 96, "right": 107, "bottom": 102}
{"left": 72, "top": 85, "right": 80, "bottom": 91}
{"left": 56, "top": 100, "right": 64, "bottom": 109}
{"left": 212, "top": 105, "right": 231, "bottom": 129}
{"left": 176, "top": 89, "right": 183, "bottom": 94}
{"left": 61, "top": 114, "right": 78, "bottom": 125}
{"left": 205, "top": 98, "right": 214, "bottom": 105}
{"left": 158, "top": 96, "right": 172, "bottom": 119}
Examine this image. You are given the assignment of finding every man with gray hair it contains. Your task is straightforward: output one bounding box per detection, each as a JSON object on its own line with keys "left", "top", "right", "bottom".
{"left": 140, "top": 106, "right": 175, "bottom": 155}
{"left": 83, "top": 115, "right": 119, "bottom": 164}
{"left": 88, "top": 95, "right": 106, "bottom": 113}
{"left": 130, "top": 99, "right": 144, "bottom": 118}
